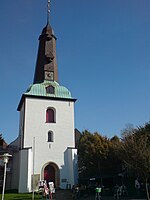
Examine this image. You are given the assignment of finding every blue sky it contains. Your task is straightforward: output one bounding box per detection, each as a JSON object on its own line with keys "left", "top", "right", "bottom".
{"left": 0, "top": 0, "right": 150, "bottom": 143}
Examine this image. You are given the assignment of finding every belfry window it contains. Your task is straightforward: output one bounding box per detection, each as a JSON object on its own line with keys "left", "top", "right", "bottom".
{"left": 46, "top": 85, "right": 55, "bottom": 94}
{"left": 46, "top": 108, "right": 56, "bottom": 123}
{"left": 48, "top": 131, "right": 54, "bottom": 142}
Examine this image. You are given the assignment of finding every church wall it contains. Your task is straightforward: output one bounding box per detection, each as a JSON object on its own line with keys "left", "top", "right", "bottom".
{"left": 11, "top": 152, "right": 20, "bottom": 190}
{"left": 19, "top": 102, "right": 25, "bottom": 149}
{"left": 21, "top": 97, "right": 75, "bottom": 189}
{"left": 72, "top": 149, "right": 78, "bottom": 185}
{"left": 18, "top": 148, "right": 32, "bottom": 193}
{"left": 66, "top": 148, "right": 78, "bottom": 187}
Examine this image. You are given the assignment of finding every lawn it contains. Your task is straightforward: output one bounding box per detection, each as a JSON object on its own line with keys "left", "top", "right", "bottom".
{"left": 0, "top": 192, "right": 42, "bottom": 200}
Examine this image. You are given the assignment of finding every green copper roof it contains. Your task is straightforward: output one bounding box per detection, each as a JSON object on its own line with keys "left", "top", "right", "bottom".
{"left": 24, "top": 81, "right": 72, "bottom": 99}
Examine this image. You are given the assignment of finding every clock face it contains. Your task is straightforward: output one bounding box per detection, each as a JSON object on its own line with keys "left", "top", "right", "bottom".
{"left": 45, "top": 71, "right": 54, "bottom": 81}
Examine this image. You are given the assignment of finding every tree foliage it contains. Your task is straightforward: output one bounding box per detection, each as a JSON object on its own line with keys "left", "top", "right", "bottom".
{"left": 78, "top": 122, "right": 150, "bottom": 198}
{"left": 121, "top": 122, "right": 150, "bottom": 179}
{"left": 78, "top": 130, "right": 122, "bottom": 178}
{"left": 120, "top": 122, "right": 150, "bottom": 199}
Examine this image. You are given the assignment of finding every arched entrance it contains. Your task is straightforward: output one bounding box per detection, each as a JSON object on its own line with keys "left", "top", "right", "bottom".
{"left": 42, "top": 162, "right": 59, "bottom": 188}
{"left": 44, "top": 165, "right": 55, "bottom": 184}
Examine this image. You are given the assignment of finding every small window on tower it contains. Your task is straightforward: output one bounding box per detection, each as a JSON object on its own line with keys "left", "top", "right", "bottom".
{"left": 48, "top": 131, "right": 54, "bottom": 142}
{"left": 46, "top": 85, "right": 55, "bottom": 94}
{"left": 46, "top": 108, "right": 56, "bottom": 123}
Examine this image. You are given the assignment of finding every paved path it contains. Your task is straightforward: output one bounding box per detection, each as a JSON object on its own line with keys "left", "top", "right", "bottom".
{"left": 50, "top": 190, "right": 146, "bottom": 200}
{"left": 47, "top": 190, "right": 146, "bottom": 200}
{"left": 54, "top": 189, "right": 72, "bottom": 199}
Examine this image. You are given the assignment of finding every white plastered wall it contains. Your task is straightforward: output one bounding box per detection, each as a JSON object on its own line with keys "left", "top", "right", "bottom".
{"left": 19, "top": 97, "right": 76, "bottom": 191}
{"left": 18, "top": 148, "right": 32, "bottom": 193}
{"left": 66, "top": 148, "right": 78, "bottom": 187}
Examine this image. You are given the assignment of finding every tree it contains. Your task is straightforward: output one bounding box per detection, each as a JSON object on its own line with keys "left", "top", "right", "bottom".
{"left": 78, "top": 130, "right": 109, "bottom": 177}
{"left": 78, "top": 130, "right": 122, "bottom": 180}
{"left": 121, "top": 123, "right": 135, "bottom": 137}
{"left": 120, "top": 122, "right": 150, "bottom": 200}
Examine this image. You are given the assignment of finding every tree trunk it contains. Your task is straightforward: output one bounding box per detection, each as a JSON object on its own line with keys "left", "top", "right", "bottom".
{"left": 145, "top": 178, "right": 150, "bottom": 200}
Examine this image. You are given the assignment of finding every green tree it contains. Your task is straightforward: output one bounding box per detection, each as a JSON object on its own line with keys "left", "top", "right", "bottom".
{"left": 121, "top": 122, "right": 150, "bottom": 199}
{"left": 78, "top": 130, "right": 122, "bottom": 180}
{"left": 78, "top": 130, "right": 109, "bottom": 177}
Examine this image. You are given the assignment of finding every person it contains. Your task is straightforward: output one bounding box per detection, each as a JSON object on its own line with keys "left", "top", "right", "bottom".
{"left": 114, "top": 184, "right": 119, "bottom": 199}
{"left": 114, "top": 184, "right": 128, "bottom": 199}
{"left": 135, "top": 178, "right": 140, "bottom": 189}
{"left": 43, "top": 182, "right": 49, "bottom": 200}
{"left": 117, "top": 186, "right": 122, "bottom": 199}
{"left": 135, "top": 178, "right": 140, "bottom": 197}
{"left": 49, "top": 182, "right": 55, "bottom": 200}
{"left": 80, "top": 184, "right": 86, "bottom": 197}
{"left": 75, "top": 185, "right": 80, "bottom": 199}
{"left": 95, "top": 185, "right": 101, "bottom": 200}
{"left": 72, "top": 185, "right": 76, "bottom": 193}
{"left": 120, "top": 184, "right": 128, "bottom": 197}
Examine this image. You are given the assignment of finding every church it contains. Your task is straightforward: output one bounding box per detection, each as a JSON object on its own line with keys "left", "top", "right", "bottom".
{"left": 8, "top": 1, "right": 78, "bottom": 193}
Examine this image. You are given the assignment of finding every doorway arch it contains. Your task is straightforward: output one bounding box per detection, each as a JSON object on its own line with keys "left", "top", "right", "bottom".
{"left": 42, "top": 162, "right": 60, "bottom": 188}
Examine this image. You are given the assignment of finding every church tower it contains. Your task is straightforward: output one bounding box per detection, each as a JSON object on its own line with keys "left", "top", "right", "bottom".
{"left": 10, "top": 1, "right": 78, "bottom": 193}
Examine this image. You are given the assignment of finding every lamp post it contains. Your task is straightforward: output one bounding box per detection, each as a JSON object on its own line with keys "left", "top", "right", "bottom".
{"left": 1, "top": 153, "right": 12, "bottom": 200}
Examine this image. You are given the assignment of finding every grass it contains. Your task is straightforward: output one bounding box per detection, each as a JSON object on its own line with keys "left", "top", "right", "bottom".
{"left": 0, "top": 192, "right": 43, "bottom": 200}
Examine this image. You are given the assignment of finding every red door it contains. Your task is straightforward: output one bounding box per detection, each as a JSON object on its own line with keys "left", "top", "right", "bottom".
{"left": 44, "top": 164, "right": 55, "bottom": 185}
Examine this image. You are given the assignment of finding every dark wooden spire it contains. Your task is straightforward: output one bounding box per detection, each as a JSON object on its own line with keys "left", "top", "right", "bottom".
{"left": 33, "top": 1, "right": 58, "bottom": 84}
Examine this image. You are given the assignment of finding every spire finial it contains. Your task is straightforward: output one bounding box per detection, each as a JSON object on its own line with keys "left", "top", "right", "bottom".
{"left": 47, "top": 0, "right": 50, "bottom": 24}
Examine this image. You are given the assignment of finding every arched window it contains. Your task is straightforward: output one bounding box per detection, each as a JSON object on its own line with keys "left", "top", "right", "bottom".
{"left": 48, "top": 131, "right": 54, "bottom": 142}
{"left": 46, "top": 108, "right": 56, "bottom": 123}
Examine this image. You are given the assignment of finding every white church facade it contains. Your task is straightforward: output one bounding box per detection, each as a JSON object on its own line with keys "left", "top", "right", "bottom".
{"left": 8, "top": 4, "right": 78, "bottom": 193}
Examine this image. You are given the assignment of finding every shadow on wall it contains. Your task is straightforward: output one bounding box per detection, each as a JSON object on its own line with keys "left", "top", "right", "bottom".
{"left": 60, "top": 148, "right": 78, "bottom": 189}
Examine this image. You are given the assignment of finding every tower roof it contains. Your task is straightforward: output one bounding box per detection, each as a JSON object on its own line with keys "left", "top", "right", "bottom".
{"left": 25, "top": 81, "right": 72, "bottom": 99}
{"left": 33, "top": 0, "right": 58, "bottom": 84}
{"left": 33, "top": 22, "right": 58, "bottom": 84}
{"left": 17, "top": 81, "right": 76, "bottom": 111}
{"left": 17, "top": 1, "right": 77, "bottom": 111}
